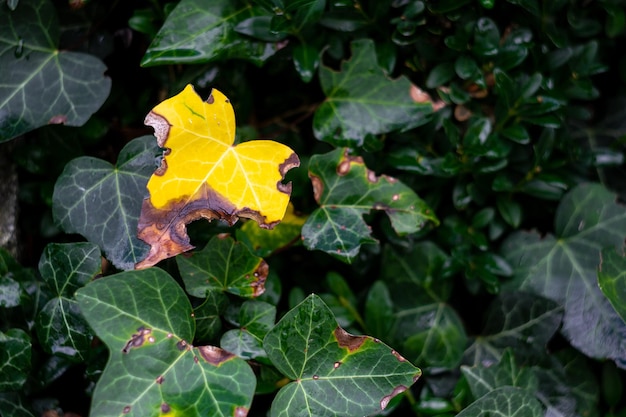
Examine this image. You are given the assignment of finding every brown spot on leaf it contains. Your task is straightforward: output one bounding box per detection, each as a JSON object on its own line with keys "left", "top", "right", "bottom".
{"left": 123, "top": 406, "right": 131, "bottom": 414}
{"left": 310, "top": 174, "right": 323, "bottom": 203}
{"left": 144, "top": 111, "right": 171, "bottom": 148}
{"left": 312, "top": 375, "right": 319, "bottom": 380}
{"left": 380, "top": 385, "right": 408, "bottom": 410}
{"left": 334, "top": 361, "right": 341, "bottom": 369}
{"left": 136, "top": 183, "right": 246, "bottom": 269}
{"left": 197, "top": 345, "right": 235, "bottom": 366}
{"left": 334, "top": 327, "right": 366, "bottom": 352}
{"left": 206, "top": 94, "right": 215, "bottom": 104}
{"left": 234, "top": 406, "right": 249, "bottom": 417}
{"left": 161, "top": 403, "right": 171, "bottom": 413}
{"left": 250, "top": 260, "right": 268, "bottom": 297}
{"left": 392, "top": 194, "right": 400, "bottom": 201}
{"left": 122, "top": 327, "right": 152, "bottom": 353}
{"left": 367, "top": 170, "right": 378, "bottom": 183}
{"left": 277, "top": 153, "right": 300, "bottom": 195}
{"left": 156, "top": 375, "right": 164, "bottom": 384}
{"left": 176, "top": 340, "right": 188, "bottom": 351}
{"left": 454, "top": 105, "right": 472, "bottom": 121}
{"left": 48, "top": 114, "right": 67, "bottom": 125}
{"left": 391, "top": 350, "right": 407, "bottom": 362}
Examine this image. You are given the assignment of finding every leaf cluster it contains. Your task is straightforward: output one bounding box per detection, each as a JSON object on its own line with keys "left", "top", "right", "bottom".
{"left": 2, "top": 0, "right": 626, "bottom": 416}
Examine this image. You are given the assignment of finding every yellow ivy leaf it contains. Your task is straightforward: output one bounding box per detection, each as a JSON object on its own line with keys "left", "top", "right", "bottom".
{"left": 136, "top": 85, "right": 299, "bottom": 269}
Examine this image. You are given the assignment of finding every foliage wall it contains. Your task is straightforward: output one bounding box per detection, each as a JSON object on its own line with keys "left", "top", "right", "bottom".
{"left": 1, "top": 0, "right": 626, "bottom": 416}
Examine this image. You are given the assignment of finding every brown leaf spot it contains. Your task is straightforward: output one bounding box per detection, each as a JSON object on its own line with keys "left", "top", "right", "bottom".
{"left": 391, "top": 350, "right": 407, "bottom": 362}
{"left": 250, "top": 260, "right": 268, "bottom": 297}
{"left": 176, "top": 340, "right": 188, "bottom": 351}
{"left": 197, "top": 345, "right": 235, "bottom": 366}
{"left": 122, "top": 327, "right": 152, "bottom": 353}
{"left": 136, "top": 183, "right": 240, "bottom": 269}
{"left": 310, "top": 174, "right": 323, "bottom": 203}
{"left": 277, "top": 153, "right": 300, "bottom": 195}
{"left": 234, "top": 407, "right": 249, "bottom": 417}
{"left": 161, "top": 403, "right": 171, "bottom": 413}
{"left": 144, "top": 111, "right": 171, "bottom": 148}
{"left": 48, "top": 114, "right": 67, "bottom": 125}
{"left": 382, "top": 174, "right": 397, "bottom": 184}
{"left": 312, "top": 375, "right": 319, "bottom": 380}
{"left": 367, "top": 169, "right": 378, "bottom": 183}
{"left": 454, "top": 105, "right": 472, "bottom": 121}
{"left": 409, "top": 84, "right": 431, "bottom": 103}
{"left": 123, "top": 406, "right": 131, "bottom": 414}
{"left": 156, "top": 375, "right": 164, "bottom": 384}
{"left": 380, "top": 385, "right": 408, "bottom": 410}
{"left": 334, "top": 327, "right": 365, "bottom": 352}
{"left": 392, "top": 194, "right": 400, "bottom": 201}
{"left": 333, "top": 361, "right": 341, "bottom": 369}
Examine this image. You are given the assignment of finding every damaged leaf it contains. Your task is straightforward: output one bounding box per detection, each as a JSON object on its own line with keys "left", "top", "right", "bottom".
{"left": 263, "top": 294, "right": 421, "bottom": 417}
{"left": 177, "top": 234, "right": 268, "bottom": 298}
{"left": 75, "top": 268, "right": 255, "bottom": 417}
{"left": 302, "top": 148, "right": 438, "bottom": 262}
{"left": 136, "top": 85, "right": 299, "bottom": 269}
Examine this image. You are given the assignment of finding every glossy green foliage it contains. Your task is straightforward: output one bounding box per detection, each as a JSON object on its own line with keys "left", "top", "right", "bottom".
{"left": 3, "top": 0, "right": 626, "bottom": 416}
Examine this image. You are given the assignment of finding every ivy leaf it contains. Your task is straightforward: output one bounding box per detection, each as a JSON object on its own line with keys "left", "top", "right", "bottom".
{"left": 141, "top": 0, "right": 279, "bottom": 67}
{"left": 461, "top": 349, "right": 538, "bottom": 401}
{"left": 263, "top": 294, "right": 421, "bottom": 417}
{"left": 177, "top": 234, "right": 269, "bottom": 298}
{"left": 220, "top": 300, "right": 276, "bottom": 362}
{"left": 501, "top": 183, "right": 626, "bottom": 368}
{"left": 598, "top": 247, "right": 626, "bottom": 324}
{"left": 313, "top": 39, "right": 433, "bottom": 147}
{"left": 35, "top": 243, "right": 101, "bottom": 361}
{"left": 236, "top": 203, "right": 306, "bottom": 257}
{"left": 136, "top": 85, "right": 299, "bottom": 269}
{"left": 0, "top": 0, "right": 111, "bottom": 142}
{"left": 464, "top": 292, "right": 563, "bottom": 366}
{"left": 0, "top": 393, "right": 35, "bottom": 417}
{"left": 75, "top": 268, "right": 256, "bottom": 417}
{"left": 456, "top": 386, "right": 543, "bottom": 417}
{"left": 302, "top": 148, "right": 438, "bottom": 262}
{"left": 52, "top": 136, "right": 159, "bottom": 270}
{"left": 0, "top": 329, "right": 31, "bottom": 391}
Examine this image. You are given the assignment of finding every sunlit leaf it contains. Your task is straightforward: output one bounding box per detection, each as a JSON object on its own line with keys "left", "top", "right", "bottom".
{"left": 141, "top": 0, "right": 279, "bottom": 67}
{"left": 75, "top": 268, "right": 256, "bottom": 417}
{"left": 136, "top": 85, "right": 299, "bottom": 268}
{"left": 313, "top": 39, "right": 433, "bottom": 147}
{"left": 302, "top": 148, "right": 437, "bottom": 262}
{"left": 598, "top": 247, "right": 626, "bottom": 324}
{"left": 501, "top": 183, "right": 626, "bottom": 368}
{"left": 35, "top": 243, "right": 100, "bottom": 361}
{"left": 264, "top": 294, "right": 421, "bottom": 417}
{"left": 0, "top": 0, "right": 111, "bottom": 141}
{"left": 52, "top": 137, "right": 158, "bottom": 270}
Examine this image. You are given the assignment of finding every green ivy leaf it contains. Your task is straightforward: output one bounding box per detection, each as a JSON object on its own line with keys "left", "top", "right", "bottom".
{"left": 364, "top": 281, "right": 394, "bottom": 339}
{"left": 177, "top": 235, "right": 268, "bottom": 298}
{"left": 461, "top": 349, "right": 538, "bottom": 400}
{"left": 52, "top": 136, "right": 159, "bottom": 270}
{"left": 35, "top": 243, "right": 100, "bottom": 361}
{"left": 263, "top": 294, "right": 421, "bottom": 417}
{"left": 0, "top": 0, "right": 111, "bottom": 142}
{"left": 465, "top": 292, "right": 562, "bottom": 366}
{"left": 302, "top": 148, "right": 438, "bottom": 262}
{"left": 313, "top": 39, "right": 433, "bottom": 147}
{"left": 292, "top": 42, "right": 320, "bottom": 83}
{"left": 75, "top": 268, "right": 255, "bottom": 417}
{"left": 456, "top": 386, "right": 543, "bottom": 417}
{"left": 0, "top": 329, "right": 31, "bottom": 391}
{"left": 0, "top": 393, "right": 35, "bottom": 417}
{"left": 193, "top": 291, "right": 228, "bottom": 343}
{"left": 220, "top": 300, "right": 276, "bottom": 362}
{"left": 598, "top": 248, "right": 626, "bottom": 324}
{"left": 501, "top": 183, "right": 626, "bottom": 368}
{"left": 141, "top": 0, "right": 279, "bottom": 67}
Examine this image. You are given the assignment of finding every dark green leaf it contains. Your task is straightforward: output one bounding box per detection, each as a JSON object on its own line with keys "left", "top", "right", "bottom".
{"left": 598, "top": 247, "right": 626, "bottom": 324}
{"left": 302, "top": 148, "right": 438, "bottom": 262}
{"left": 235, "top": 16, "right": 288, "bottom": 42}
{"left": 455, "top": 55, "right": 481, "bottom": 80}
{"left": 427, "top": 0, "right": 471, "bottom": 13}
{"left": 36, "top": 298, "right": 92, "bottom": 361}
{"left": 193, "top": 291, "right": 228, "bottom": 343}
{"left": 292, "top": 42, "right": 320, "bottom": 83}
{"left": 456, "top": 386, "right": 543, "bottom": 417}
{"left": 500, "top": 124, "right": 530, "bottom": 144}
{"left": 76, "top": 268, "right": 256, "bottom": 417}
{"left": 364, "top": 280, "right": 394, "bottom": 339}
{"left": 465, "top": 292, "right": 562, "bottom": 366}
{"left": 177, "top": 234, "right": 268, "bottom": 298}
{"left": 313, "top": 39, "right": 433, "bottom": 147}
{"left": 0, "top": 329, "right": 31, "bottom": 391}
{"left": 462, "top": 349, "right": 538, "bottom": 400}
{"left": 0, "top": 0, "right": 111, "bottom": 142}
{"left": 426, "top": 62, "right": 456, "bottom": 88}
{"left": 0, "top": 393, "right": 35, "bottom": 417}
{"left": 473, "top": 17, "right": 500, "bottom": 56}
{"left": 264, "top": 294, "right": 421, "bottom": 417}
{"left": 496, "top": 196, "right": 522, "bottom": 227}
{"left": 52, "top": 136, "right": 158, "bottom": 270}
{"left": 220, "top": 300, "right": 275, "bottom": 362}
{"left": 501, "top": 183, "right": 626, "bottom": 367}
{"left": 38, "top": 242, "right": 101, "bottom": 297}
{"left": 141, "top": 0, "right": 279, "bottom": 67}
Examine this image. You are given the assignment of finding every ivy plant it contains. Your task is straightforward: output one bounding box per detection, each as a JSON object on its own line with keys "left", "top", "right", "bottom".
{"left": 2, "top": 0, "right": 626, "bottom": 416}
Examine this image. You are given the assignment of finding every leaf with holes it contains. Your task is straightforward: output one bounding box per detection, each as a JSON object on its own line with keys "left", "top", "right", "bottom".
{"left": 0, "top": 0, "right": 111, "bottom": 141}
{"left": 302, "top": 148, "right": 437, "bottom": 263}
{"left": 136, "top": 85, "right": 299, "bottom": 269}
{"left": 75, "top": 268, "right": 255, "bottom": 417}
{"left": 313, "top": 39, "right": 433, "bottom": 147}
{"left": 263, "top": 294, "right": 421, "bottom": 417}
